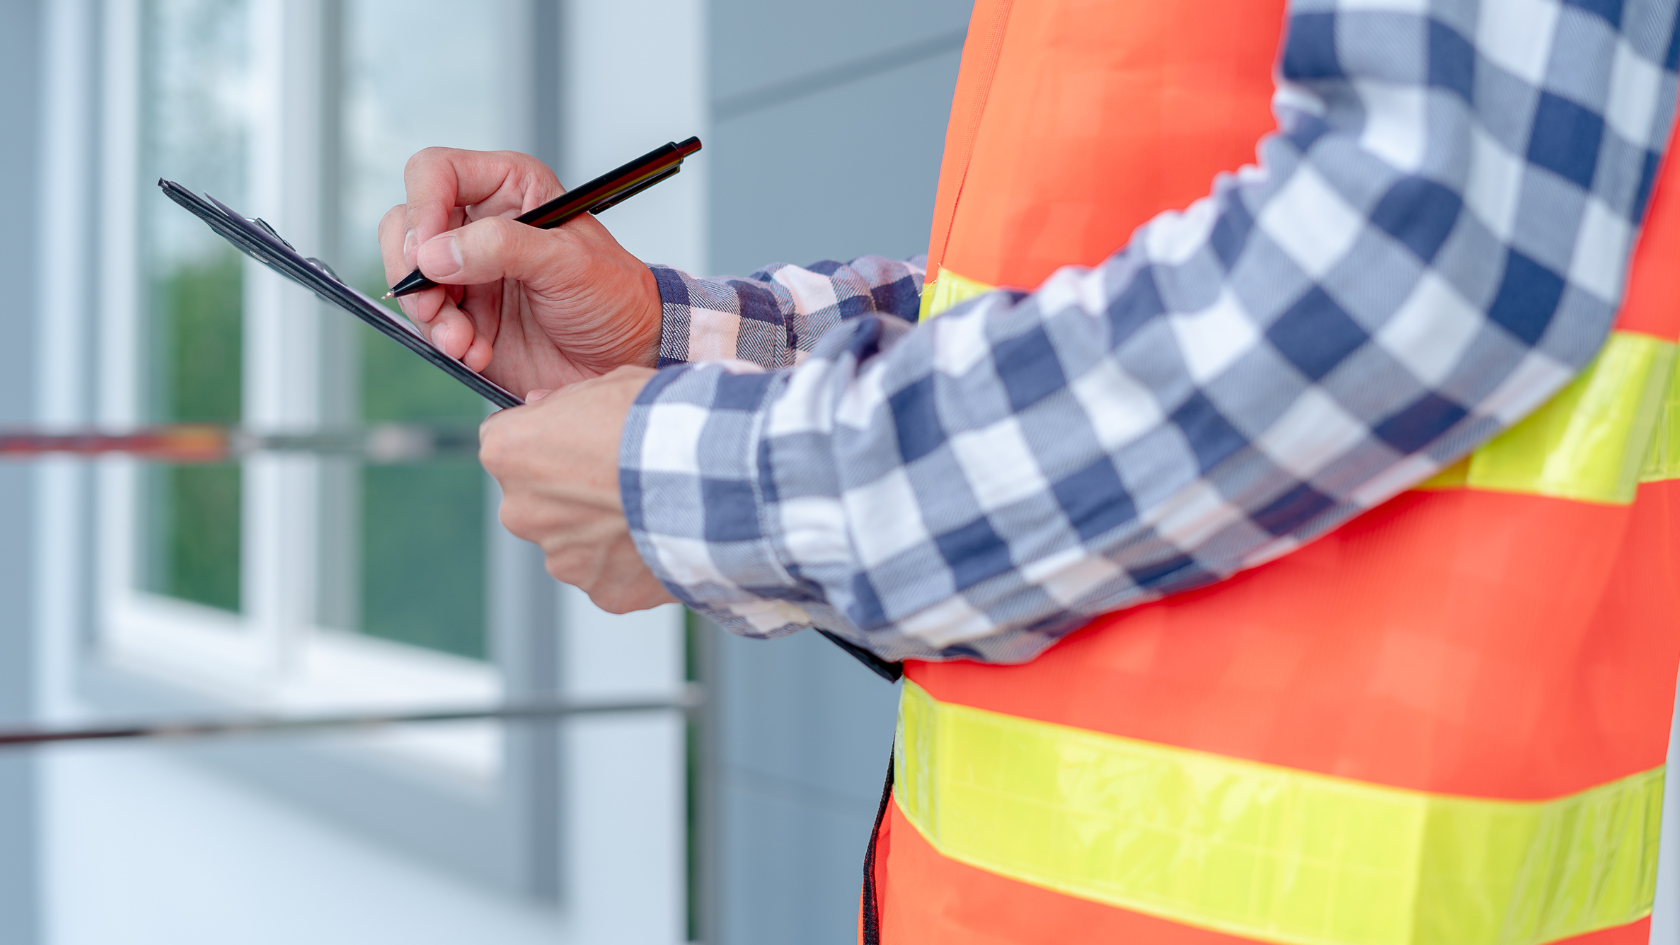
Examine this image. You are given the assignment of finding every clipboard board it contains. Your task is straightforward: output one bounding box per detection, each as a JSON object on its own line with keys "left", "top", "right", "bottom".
{"left": 159, "top": 179, "right": 524, "bottom": 409}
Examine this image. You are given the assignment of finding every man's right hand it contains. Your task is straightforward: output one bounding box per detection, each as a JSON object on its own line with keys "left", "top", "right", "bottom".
{"left": 377, "top": 147, "right": 663, "bottom": 397}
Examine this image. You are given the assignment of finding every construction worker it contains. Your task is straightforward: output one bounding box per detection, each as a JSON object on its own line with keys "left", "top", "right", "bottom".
{"left": 383, "top": 0, "right": 1680, "bottom": 940}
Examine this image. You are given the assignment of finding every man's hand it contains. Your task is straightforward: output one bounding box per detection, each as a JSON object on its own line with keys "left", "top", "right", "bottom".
{"left": 480, "top": 367, "right": 675, "bottom": 613}
{"left": 378, "top": 148, "right": 663, "bottom": 396}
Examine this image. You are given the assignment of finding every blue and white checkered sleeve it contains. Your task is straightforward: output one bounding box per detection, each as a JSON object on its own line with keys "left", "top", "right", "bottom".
{"left": 650, "top": 256, "right": 925, "bottom": 369}
{"left": 623, "top": 0, "right": 1680, "bottom": 663}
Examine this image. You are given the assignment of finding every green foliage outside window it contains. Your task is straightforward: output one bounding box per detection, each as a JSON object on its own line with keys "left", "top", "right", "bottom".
{"left": 145, "top": 249, "right": 243, "bottom": 612}
{"left": 355, "top": 268, "right": 487, "bottom": 659}
{"left": 140, "top": 0, "right": 249, "bottom": 615}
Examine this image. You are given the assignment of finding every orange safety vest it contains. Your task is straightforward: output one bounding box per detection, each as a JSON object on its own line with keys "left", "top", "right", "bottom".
{"left": 870, "top": 2, "right": 1680, "bottom": 943}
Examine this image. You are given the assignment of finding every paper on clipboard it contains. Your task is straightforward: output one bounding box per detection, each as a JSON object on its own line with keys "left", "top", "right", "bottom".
{"left": 158, "top": 179, "right": 524, "bottom": 409}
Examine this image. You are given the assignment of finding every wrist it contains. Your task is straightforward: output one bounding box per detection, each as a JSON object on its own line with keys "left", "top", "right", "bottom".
{"left": 628, "top": 263, "right": 663, "bottom": 368}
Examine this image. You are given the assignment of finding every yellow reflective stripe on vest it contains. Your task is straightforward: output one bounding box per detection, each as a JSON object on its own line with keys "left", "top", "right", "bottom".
{"left": 921, "top": 264, "right": 1680, "bottom": 505}
{"left": 1636, "top": 335, "right": 1680, "bottom": 482}
{"left": 896, "top": 681, "right": 1662, "bottom": 945}
{"left": 919, "top": 266, "right": 1000, "bottom": 321}
{"left": 1420, "top": 331, "right": 1678, "bottom": 504}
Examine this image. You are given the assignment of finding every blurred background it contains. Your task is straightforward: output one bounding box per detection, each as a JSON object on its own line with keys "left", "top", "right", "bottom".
{"left": 0, "top": 0, "right": 971, "bottom": 942}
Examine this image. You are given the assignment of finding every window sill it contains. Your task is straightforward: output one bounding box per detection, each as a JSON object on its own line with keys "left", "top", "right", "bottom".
{"left": 102, "top": 590, "right": 503, "bottom": 783}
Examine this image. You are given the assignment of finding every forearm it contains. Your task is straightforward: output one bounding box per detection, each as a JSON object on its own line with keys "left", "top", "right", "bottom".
{"left": 651, "top": 256, "right": 925, "bottom": 369}
{"left": 626, "top": 0, "right": 1680, "bottom": 662}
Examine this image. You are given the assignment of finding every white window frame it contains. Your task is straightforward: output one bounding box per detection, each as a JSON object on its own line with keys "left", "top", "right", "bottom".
{"left": 47, "top": 1, "right": 701, "bottom": 934}
{"left": 94, "top": 0, "right": 500, "bottom": 781}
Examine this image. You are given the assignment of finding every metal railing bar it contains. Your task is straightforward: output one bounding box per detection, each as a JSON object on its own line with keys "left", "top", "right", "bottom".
{"left": 0, "top": 685, "right": 704, "bottom": 748}
{"left": 0, "top": 423, "right": 483, "bottom": 463}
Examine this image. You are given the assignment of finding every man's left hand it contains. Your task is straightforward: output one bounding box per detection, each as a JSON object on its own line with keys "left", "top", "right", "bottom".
{"left": 479, "top": 366, "right": 676, "bottom": 613}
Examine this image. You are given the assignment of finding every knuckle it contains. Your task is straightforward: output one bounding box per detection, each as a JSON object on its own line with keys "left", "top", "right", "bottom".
{"left": 461, "top": 217, "right": 508, "bottom": 262}
{"left": 543, "top": 547, "right": 586, "bottom": 584}
{"left": 378, "top": 211, "right": 406, "bottom": 260}
{"left": 478, "top": 427, "right": 508, "bottom": 472}
{"left": 594, "top": 584, "right": 647, "bottom": 615}
{"left": 498, "top": 499, "right": 542, "bottom": 543}
{"left": 543, "top": 557, "right": 570, "bottom": 584}
{"left": 482, "top": 214, "right": 520, "bottom": 248}
{"left": 404, "top": 146, "right": 449, "bottom": 175}
{"left": 511, "top": 163, "right": 562, "bottom": 201}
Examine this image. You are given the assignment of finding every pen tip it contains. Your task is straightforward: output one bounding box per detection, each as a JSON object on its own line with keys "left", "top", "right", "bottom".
{"left": 381, "top": 291, "right": 395, "bottom": 300}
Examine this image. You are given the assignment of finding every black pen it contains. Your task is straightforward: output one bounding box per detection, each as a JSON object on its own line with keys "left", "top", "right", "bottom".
{"left": 384, "top": 136, "right": 702, "bottom": 299}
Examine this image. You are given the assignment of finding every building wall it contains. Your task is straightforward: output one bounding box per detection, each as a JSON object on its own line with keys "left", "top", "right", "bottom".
{"left": 1, "top": 0, "right": 44, "bottom": 942}
{"left": 707, "top": 1, "right": 970, "bottom": 276}
{"left": 700, "top": 3, "right": 971, "bottom": 943}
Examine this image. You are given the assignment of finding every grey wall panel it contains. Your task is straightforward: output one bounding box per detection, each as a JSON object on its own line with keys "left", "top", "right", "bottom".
{"left": 717, "top": 629, "right": 897, "bottom": 801}
{"left": 718, "top": 776, "right": 882, "bottom": 943}
{"left": 0, "top": 1, "right": 43, "bottom": 942}
{"left": 702, "top": 3, "right": 971, "bottom": 941}
{"left": 710, "top": 0, "right": 970, "bottom": 103}
{"left": 711, "top": 630, "right": 898, "bottom": 945}
{"left": 707, "top": 47, "right": 963, "bottom": 277}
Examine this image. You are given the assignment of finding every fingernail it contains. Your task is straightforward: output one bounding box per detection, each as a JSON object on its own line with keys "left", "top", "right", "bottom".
{"left": 397, "top": 296, "right": 415, "bottom": 319}
{"left": 421, "top": 233, "right": 463, "bottom": 277}
{"left": 403, "top": 229, "right": 418, "bottom": 266}
{"left": 431, "top": 325, "right": 451, "bottom": 356}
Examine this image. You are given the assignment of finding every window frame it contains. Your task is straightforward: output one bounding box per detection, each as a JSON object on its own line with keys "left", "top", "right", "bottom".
{"left": 96, "top": 0, "right": 503, "bottom": 783}
{"left": 55, "top": 1, "right": 694, "bottom": 923}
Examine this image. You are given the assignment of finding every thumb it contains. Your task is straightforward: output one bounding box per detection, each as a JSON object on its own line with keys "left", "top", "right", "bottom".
{"left": 416, "top": 215, "right": 572, "bottom": 287}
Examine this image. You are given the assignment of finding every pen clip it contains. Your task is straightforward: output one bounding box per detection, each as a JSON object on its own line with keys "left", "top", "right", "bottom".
{"left": 588, "top": 163, "right": 682, "bottom": 215}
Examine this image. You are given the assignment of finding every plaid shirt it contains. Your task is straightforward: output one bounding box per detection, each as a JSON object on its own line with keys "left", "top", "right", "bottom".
{"left": 622, "top": 0, "right": 1680, "bottom": 664}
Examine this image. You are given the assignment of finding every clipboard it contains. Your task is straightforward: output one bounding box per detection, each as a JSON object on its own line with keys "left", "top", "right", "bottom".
{"left": 159, "top": 179, "right": 524, "bottom": 409}
{"left": 160, "top": 177, "right": 911, "bottom": 685}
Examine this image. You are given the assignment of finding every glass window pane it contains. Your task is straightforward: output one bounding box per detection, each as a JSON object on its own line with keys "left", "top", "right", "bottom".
{"left": 357, "top": 331, "right": 486, "bottom": 659}
{"left": 332, "top": 0, "right": 523, "bottom": 659}
{"left": 139, "top": 0, "right": 252, "bottom": 613}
